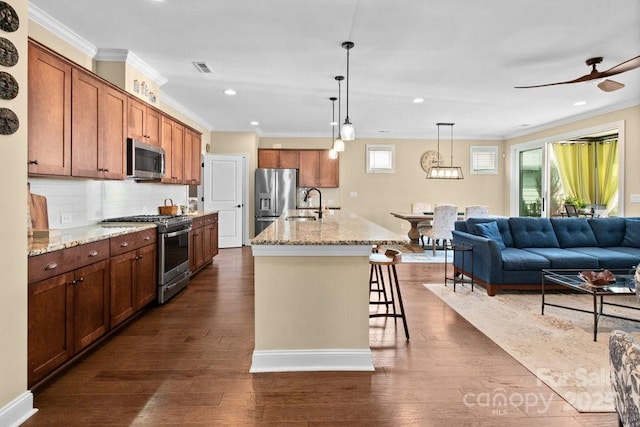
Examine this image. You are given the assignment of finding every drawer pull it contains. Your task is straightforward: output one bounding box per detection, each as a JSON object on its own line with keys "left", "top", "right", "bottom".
{"left": 88, "top": 250, "right": 99, "bottom": 257}
{"left": 44, "top": 262, "right": 58, "bottom": 271}
{"left": 144, "top": 236, "right": 151, "bottom": 241}
{"left": 28, "top": 159, "right": 39, "bottom": 165}
{"left": 120, "top": 242, "right": 129, "bottom": 247}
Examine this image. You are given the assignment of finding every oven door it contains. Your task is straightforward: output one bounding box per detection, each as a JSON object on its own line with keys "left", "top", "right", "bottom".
{"left": 159, "top": 227, "right": 191, "bottom": 285}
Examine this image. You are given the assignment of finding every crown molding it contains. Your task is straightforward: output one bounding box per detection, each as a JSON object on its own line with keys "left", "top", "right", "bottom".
{"left": 504, "top": 99, "right": 640, "bottom": 140}
{"left": 28, "top": 4, "right": 97, "bottom": 58}
{"left": 161, "top": 93, "right": 213, "bottom": 131}
{"left": 95, "top": 48, "right": 168, "bottom": 86}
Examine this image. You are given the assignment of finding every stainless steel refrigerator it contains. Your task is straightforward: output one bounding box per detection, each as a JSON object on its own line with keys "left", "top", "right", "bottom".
{"left": 254, "top": 168, "right": 297, "bottom": 235}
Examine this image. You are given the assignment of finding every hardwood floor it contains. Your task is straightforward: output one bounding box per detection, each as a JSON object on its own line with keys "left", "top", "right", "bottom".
{"left": 24, "top": 247, "right": 618, "bottom": 426}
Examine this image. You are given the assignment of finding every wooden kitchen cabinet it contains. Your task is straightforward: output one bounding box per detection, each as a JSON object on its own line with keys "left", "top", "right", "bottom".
{"left": 128, "top": 98, "right": 161, "bottom": 146}
{"left": 71, "top": 68, "right": 127, "bottom": 180}
{"left": 190, "top": 213, "right": 218, "bottom": 275}
{"left": 258, "top": 149, "right": 300, "bottom": 169}
{"left": 184, "top": 129, "right": 202, "bottom": 185}
{"left": 298, "top": 150, "right": 339, "bottom": 188}
{"left": 28, "top": 42, "right": 72, "bottom": 176}
{"left": 161, "top": 117, "right": 185, "bottom": 184}
{"left": 109, "top": 229, "right": 157, "bottom": 328}
{"left": 28, "top": 239, "right": 110, "bottom": 387}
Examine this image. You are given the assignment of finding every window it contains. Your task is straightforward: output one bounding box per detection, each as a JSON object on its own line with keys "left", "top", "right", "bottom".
{"left": 366, "top": 144, "right": 395, "bottom": 173}
{"left": 470, "top": 146, "right": 498, "bottom": 175}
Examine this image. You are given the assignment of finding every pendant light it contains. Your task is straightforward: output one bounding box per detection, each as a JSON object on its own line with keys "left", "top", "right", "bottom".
{"left": 340, "top": 41, "right": 355, "bottom": 141}
{"left": 334, "top": 75, "right": 345, "bottom": 152}
{"left": 328, "top": 97, "right": 338, "bottom": 159}
{"left": 426, "top": 123, "right": 464, "bottom": 179}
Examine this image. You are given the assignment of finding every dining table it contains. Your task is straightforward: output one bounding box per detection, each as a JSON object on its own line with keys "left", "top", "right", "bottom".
{"left": 390, "top": 211, "right": 464, "bottom": 243}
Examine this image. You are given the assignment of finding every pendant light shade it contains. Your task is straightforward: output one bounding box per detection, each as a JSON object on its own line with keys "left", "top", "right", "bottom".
{"left": 341, "top": 41, "right": 355, "bottom": 141}
{"left": 329, "top": 97, "right": 338, "bottom": 159}
{"left": 426, "top": 123, "right": 464, "bottom": 180}
{"left": 334, "top": 75, "right": 345, "bottom": 152}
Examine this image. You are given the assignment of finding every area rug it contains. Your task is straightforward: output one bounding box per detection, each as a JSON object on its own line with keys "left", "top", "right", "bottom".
{"left": 425, "top": 283, "right": 640, "bottom": 412}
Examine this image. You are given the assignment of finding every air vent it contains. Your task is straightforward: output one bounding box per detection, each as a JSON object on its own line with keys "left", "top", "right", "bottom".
{"left": 193, "top": 62, "right": 213, "bottom": 73}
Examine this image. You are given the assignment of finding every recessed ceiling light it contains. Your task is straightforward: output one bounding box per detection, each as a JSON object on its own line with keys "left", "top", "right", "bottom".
{"left": 574, "top": 100, "right": 587, "bottom": 106}
{"left": 250, "top": 121, "right": 259, "bottom": 126}
{"left": 413, "top": 98, "right": 424, "bottom": 104}
{"left": 378, "top": 130, "right": 391, "bottom": 133}
{"left": 224, "top": 89, "right": 236, "bottom": 96}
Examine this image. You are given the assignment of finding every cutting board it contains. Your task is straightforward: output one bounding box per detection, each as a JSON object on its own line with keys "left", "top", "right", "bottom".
{"left": 28, "top": 183, "right": 49, "bottom": 230}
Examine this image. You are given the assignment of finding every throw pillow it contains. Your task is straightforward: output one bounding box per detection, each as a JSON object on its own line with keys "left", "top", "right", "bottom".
{"left": 474, "top": 221, "right": 506, "bottom": 250}
{"left": 621, "top": 219, "right": 640, "bottom": 248}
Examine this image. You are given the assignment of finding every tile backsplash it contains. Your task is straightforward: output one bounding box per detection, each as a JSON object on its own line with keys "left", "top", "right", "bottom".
{"left": 29, "top": 177, "right": 189, "bottom": 229}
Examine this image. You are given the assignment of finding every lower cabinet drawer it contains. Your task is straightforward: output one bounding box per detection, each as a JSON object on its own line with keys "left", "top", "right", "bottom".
{"left": 28, "top": 239, "right": 110, "bottom": 284}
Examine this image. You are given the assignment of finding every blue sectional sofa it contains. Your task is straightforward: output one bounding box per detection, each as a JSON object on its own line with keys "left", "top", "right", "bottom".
{"left": 452, "top": 217, "right": 640, "bottom": 296}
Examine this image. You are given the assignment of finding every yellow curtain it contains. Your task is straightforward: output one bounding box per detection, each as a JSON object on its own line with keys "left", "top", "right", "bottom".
{"left": 552, "top": 139, "right": 618, "bottom": 209}
{"left": 552, "top": 143, "right": 594, "bottom": 204}
{"left": 596, "top": 139, "right": 618, "bottom": 209}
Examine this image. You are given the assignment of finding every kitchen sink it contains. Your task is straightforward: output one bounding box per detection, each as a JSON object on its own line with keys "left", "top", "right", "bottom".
{"left": 285, "top": 215, "right": 317, "bottom": 221}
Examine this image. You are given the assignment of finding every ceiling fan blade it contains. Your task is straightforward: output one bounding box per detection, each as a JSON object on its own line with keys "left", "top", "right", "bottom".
{"left": 515, "top": 73, "right": 594, "bottom": 89}
{"left": 599, "top": 55, "right": 640, "bottom": 78}
{"left": 597, "top": 79, "right": 625, "bottom": 92}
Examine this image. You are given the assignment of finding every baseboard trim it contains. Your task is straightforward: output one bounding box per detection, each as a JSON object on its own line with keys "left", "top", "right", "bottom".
{"left": 250, "top": 349, "right": 374, "bottom": 372}
{"left": 0, "top": 391, "right": 37, "bottom": 427}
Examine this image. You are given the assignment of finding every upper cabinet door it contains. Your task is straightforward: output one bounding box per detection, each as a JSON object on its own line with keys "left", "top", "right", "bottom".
{"left": 28, "top": 43, "right": 72, "bottom": 176}
{"left": 99, "top": 86, "right": 127, "bottom": 179}
{"left": 127, "top": 98, "right": 146, "bottom": 141}
{"left": 317, "top": 151, "right": 339, "bottom": 187}
{"left": 71, "top": 69, "right": 126, "bottom": 180}
{"left": 144, "top": 108, "right": 161, "bottom": 146}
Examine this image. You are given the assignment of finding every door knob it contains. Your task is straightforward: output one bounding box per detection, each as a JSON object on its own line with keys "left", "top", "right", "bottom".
{"left": 236, "top": 205, "right": 241, "bottom": 208}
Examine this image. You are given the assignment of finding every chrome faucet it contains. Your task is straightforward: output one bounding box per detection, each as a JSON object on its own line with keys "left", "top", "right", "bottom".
{"left": 303, "top": 188, "right": 322, "bottom": 219}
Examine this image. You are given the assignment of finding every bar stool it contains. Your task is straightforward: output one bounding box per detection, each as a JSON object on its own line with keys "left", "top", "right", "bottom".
{"left": 369, "top": 248, "right": 409, "bottom": 340}
{"left": 369, "top": 244, "right": 389, "bottom": 305}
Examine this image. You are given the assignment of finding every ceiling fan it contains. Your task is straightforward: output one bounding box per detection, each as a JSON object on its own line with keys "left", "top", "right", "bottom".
{"left": 515, "top": 55, "right": 640, "bottom": 92}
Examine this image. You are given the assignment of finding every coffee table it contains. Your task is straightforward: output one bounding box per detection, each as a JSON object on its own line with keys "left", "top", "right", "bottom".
{"left": 541, "top": 268, "right": 638, "bottom": 341}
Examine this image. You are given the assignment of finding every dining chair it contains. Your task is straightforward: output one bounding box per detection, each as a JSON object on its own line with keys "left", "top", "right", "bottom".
{"left": 464, "top": 205, "right": 489, "bottom": 219}
{"left": 564, "top": 204, "right": 579, "bottom": 217}
{"left": 424, "top": 204, "right": 458, "bottom": 256}
{"left": 411, "top": 202, "right": 432, "bottom": 247}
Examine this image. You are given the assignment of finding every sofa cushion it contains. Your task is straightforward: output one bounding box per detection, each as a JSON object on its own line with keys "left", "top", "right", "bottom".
{"left": 501, "top": 248, "right": 551, "bottom": 271}
{"left": 509, "top": 217, "right": 559, "bottom": 248}
{"left": 567, "top": 248, "right": 640, "bottom": 269}
{"left": 524, "top": 248, "right": 600, "bottom": 269}
{"left": 474, "top": 221, "right": 506, "bottom": 250}
{"left": 467, "top": 217, "right": 514, "bottom": 247}
{"left": 607, "top": 247, "right": 640, "bottom": 262}
{"left": 621, "top": 219, "right": 640, "bottom": 248}
{"left": 589, "top": 218, "right": 626, "bottom": 247}
{"left": 550, "top": 217, "right": 598, "bottom": 248}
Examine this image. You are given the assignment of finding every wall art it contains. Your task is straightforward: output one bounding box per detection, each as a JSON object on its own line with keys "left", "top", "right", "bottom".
{"left": 0, "top": 70, "right": 18, "bottom": 99}
{"left": 0, "top": 2, "right": 19, "bottom": 33}
{"left": 0, "top": 107, "right": 18, "bottom": 134}
{"left": 0, "top": 36, "right": 18, "bottom": 66}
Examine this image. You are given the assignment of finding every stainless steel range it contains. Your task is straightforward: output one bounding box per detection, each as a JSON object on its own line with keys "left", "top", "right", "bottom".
{"left": 103, "top": 214, "right": 192, "bottom": 303}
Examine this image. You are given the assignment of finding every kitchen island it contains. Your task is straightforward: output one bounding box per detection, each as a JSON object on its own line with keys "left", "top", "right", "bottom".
{"left": 251, "top": 209, "right": 406, "bottom": 372}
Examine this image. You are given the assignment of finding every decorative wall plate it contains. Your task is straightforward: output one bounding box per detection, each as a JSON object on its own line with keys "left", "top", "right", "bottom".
{"left": 0, "top": 2, "right": 19, "bottom": 33}
{"left": 0, "top": 107, "right": 19, "bottom": 135}
{"left": 0, "top": 37, "right": 18, "bottom": 66}
{"left": 0, "top": 71, "right": 18, "bottom": 99}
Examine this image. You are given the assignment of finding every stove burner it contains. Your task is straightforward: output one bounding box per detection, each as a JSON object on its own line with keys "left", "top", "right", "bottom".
{"left": 102, "top": 214, "right": 192, "bottom": 233}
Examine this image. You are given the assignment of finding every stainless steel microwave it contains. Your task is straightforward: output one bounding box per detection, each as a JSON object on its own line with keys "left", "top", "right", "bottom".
{"left": 127, "top": 138, "right": 165, "bottom": 180}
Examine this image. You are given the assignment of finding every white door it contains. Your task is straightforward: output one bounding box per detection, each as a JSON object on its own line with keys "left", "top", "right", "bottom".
{"left": 202, "top": 154, "right": 244, "bottom": 248}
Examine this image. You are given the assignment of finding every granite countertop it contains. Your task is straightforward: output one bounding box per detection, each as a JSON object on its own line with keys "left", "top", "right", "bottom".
{"left": 251, "top": 210, "right": 406, "bottom": 246}
{"left": 28, "top": 223, "right": 156, "bottom": 257}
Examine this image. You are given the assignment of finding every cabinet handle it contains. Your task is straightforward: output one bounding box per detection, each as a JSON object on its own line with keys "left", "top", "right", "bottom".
{"left": 120, "top": 242, "right": 129, "bottom": 247}
{"left": 88, "top": 250, "right": 99, "bottom": 257}
{"left": 70, "top": 279, "right": 77, "bottom": 285}
{"left": 137, "top": 254, "right": 143, "bottom": 260}
{"left": 77, "top": 277, "right": 84, "bottom": 283}
{"left": 44, "top": 262, "right": 58, "bottom": 270}
{"left": 144, "top": 236, "right": 151, "bottom": 241}
{"left": 28, "top": 160, "right": 39, "bottom": 165}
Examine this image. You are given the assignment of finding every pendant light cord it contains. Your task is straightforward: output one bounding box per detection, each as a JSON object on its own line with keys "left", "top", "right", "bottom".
{"left": 345, "top": 49, "right": 350, "bottom": 122}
